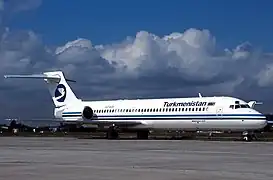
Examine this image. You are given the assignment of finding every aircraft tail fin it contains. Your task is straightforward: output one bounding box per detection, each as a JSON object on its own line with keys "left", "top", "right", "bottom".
{"left": 4, "top": 71, "right": 79, "bottom": 108}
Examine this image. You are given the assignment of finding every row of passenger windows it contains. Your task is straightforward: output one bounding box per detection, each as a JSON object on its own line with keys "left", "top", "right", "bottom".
{"left": 93, "top": 107, "right": 209, "bottom": 114}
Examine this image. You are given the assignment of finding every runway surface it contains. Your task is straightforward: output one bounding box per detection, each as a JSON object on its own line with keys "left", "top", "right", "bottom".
{"left": 0, "top": 137, "right": 273, "bottom": 180}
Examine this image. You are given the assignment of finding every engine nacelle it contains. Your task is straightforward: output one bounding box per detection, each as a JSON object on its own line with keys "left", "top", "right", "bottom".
{"left": 82, "top": 106, "right": 93, "bottom": 119}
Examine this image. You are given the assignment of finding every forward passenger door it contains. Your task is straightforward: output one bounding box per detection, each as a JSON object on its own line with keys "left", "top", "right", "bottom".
{"left": 216, "top": 107, "right": 223, "bottom": 119}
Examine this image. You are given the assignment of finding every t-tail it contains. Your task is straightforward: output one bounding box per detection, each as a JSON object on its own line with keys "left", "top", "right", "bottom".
{"left": 4, "top": 71, "right": 80, "bottom": 108}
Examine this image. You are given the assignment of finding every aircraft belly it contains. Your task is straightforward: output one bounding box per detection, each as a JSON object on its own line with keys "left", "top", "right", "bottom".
{"left": 61, "top": 116, "right": 267, "bottom": 131}
{"left": 62, "top": 117, "right": 82, "bottom": 121}
{"left": 149, "top": 119, "right": 196, "bottom": 130}
{"left": 196, "top": 119, "right": 267, "bottom": 131}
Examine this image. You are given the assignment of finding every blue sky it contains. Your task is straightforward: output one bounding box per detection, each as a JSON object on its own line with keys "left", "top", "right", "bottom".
{"left": 9, "top": 0, "right": 273, "bottom": 51}
{"left": 2, "top": 0, "right": 273, "bottom": 120}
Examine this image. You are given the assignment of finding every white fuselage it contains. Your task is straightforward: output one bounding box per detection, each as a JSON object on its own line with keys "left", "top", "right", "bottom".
{"left": 59, "top": 96, "right": 267, "bottom": 132}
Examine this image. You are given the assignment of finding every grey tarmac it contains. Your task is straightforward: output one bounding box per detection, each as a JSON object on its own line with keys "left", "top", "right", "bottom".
{"left": 0, "top": 137, "right": 273, "bottom": 180}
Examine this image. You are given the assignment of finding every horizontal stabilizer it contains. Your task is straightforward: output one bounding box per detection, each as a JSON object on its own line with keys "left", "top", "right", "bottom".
{"left": 4, "top": 73, "right": 76, "bottom": 82}
{"left": 4, "top": 71, "right": 78, "bottom": 108}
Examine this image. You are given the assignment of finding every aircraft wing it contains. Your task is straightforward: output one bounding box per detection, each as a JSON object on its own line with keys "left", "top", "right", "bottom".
{"left": 5, "top": 118, "right": 146, "bottom": 128}
{"left": 81, "top": 119, "right": 146, "bottom": 127}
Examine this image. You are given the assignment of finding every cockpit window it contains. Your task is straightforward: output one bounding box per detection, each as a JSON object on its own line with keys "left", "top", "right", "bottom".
{"left": 232, "top": 104, "right": 250, "bottom": 109}
{"left": 240, "top": 104, "right": 250, "bottom": 108}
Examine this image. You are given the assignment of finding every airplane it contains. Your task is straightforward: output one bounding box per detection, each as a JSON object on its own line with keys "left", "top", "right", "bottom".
{"left": 4, "top": 71, "right": 268, "bottom": 141}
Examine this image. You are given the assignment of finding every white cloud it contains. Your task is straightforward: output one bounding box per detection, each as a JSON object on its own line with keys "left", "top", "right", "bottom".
{"left": 2, "top": 28, "right": 273, "bottom": 99}
{"left": 1, "top": 28, "right": 273, "bottom": 95}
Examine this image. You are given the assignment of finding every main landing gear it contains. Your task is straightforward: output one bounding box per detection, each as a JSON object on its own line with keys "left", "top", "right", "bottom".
{"left": 106, "top": 124, "right": 119, "bottom": 139}
{"left": 136, "top": 130, "right": 149, "bottom": 139}
{"left": 106, "top": 124, "right": 150, "bottom": 140}
{"left": 242, "top": 131, "right": 258, "bottom": 142}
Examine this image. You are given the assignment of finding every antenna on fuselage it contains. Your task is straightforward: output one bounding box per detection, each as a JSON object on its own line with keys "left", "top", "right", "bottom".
{"left": 198, "top": 93, "right": 202, "bottom": 98}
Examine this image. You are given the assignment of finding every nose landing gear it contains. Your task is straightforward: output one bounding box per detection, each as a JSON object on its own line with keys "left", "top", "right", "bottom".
{"left": 242, "top": 131, "right": 258, "bottom": 142}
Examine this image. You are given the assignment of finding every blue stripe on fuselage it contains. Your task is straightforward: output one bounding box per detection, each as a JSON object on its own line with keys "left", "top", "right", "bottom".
{"left": 62, "top": 112, "right": 266, "bottom": 120}
{"left": 62, "top": 112, "right": 264, "bottom": 117}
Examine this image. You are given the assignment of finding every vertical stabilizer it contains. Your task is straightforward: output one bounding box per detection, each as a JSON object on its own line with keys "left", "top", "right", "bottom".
{"left": 43, "top": 71, "right": 79, "bottom": 108}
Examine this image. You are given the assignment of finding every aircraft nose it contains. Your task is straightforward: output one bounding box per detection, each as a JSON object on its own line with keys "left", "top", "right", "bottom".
{"left": 256, "top": 113, "right": 267, "bottom": 128}
{"left": 250, "top": 110, "right": 267, "bottom": 127}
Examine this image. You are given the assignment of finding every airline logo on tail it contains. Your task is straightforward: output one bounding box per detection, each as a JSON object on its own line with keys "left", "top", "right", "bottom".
{"left": 55, "top": 84, "right": 66, "bottom": 102}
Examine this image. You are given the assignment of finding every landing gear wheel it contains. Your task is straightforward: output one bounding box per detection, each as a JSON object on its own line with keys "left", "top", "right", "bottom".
{"left": 106, "top": 126, "right": 119, "bottom": 139}
{"left": 251, "top": 133, "right": 258, "bottom": 141}
{"left": 208, "top": 132, "right": 213, "bottom": 139}
{"left": 136, "top": 130, "right": 149, "bottom": 139}
{"left": 243, "top": 134, "right": 252, "bottom": 142}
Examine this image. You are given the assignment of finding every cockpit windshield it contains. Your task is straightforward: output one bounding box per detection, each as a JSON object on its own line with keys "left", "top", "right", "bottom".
{"left": 229, "top": 104, "right": 250, "bottom": 109}
{"left": 238, "top": 104, "right": 250, "bottom": 108}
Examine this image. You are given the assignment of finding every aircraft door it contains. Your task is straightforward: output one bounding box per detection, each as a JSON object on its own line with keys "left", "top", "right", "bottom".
{"left": 216, "top": 107, "right": 223, "bottom": 118}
